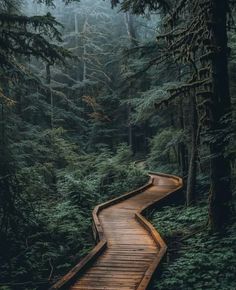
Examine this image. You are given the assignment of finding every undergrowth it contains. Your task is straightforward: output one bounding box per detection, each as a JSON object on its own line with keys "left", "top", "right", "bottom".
{"left": 0, "top": 143, "right": 148, "bottom": 290}
{"left": 151, "top": 196, "right": 236, "bottom": 290}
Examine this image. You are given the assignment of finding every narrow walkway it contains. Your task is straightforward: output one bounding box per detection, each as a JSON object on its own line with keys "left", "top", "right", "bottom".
{"left": 51, "top": 174, "right": 182, "bottom": 290}
{"left": 51, "top": 173, "right": 182, "bottom": 290}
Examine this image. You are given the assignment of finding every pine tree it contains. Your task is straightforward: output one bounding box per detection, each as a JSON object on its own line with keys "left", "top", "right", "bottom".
{"left": 113, "top": 0, "right": 234, "bottom": 230}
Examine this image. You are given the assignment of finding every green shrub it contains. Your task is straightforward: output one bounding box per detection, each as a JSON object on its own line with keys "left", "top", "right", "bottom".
{"left": 151, "top": 197, "right": 236, "bottom": 290}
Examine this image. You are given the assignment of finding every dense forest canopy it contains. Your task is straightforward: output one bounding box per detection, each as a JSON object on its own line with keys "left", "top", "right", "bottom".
{"left": 0, "top": 0, "right": 235, "bottom": 289}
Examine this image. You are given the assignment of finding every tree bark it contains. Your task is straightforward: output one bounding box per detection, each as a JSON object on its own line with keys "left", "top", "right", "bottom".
{"left": 208, "top": 0, "right": 232, "bottom": 231}
{"left": 124, "top": 12, "right": 138, "bottom": 151}
{"left": 82, "top": 16, "right": 88, "bottom": 82}
{"left": 74, "top": 12, "right": 80, "bottom": 81}
{"left": 178, "top": 99, "right": 188, "bottom": 176}
{"left": 186, "top": 94, "right": 198, "bottom": 205}
{"left": 124, "top": 12, "right": 138, "bottom": 47}
{"left": 46, "top": 63, "right": 53, "bottom": 129}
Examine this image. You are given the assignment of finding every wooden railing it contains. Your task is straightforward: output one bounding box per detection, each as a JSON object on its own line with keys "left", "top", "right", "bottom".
{"left": 136, "top": 172, "right": 183, "bottom": 290}
{"left": 50, "top": 172, "right": 183, "bottom": 290}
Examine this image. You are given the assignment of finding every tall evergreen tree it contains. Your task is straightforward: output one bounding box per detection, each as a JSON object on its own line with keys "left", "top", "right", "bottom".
{"left": 113, "top": 0, "right": 234, "bottom": 230}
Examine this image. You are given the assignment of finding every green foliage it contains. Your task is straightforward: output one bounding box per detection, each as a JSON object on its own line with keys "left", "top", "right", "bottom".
{"left": 151, "top": 197, "right": 236, "bottom": 290}
{"left": 130, "top": 87, "right": 169, "bottom": 123}
{"left": 0, "top": 0, "right": 235, "bottom": 289}
{"left": 0, "top": 0, "right": 73, "bottom": 77}
{"left": 0, "top": 129, "right": 147, "bottom": 288}
{"left": 147, "top": 128, "right": 185, "bottom": 172}
{"left": 56, "top": 143, "right": 148, "bottom": 204}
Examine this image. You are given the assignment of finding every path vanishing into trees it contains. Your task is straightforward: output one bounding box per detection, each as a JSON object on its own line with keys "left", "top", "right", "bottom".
{"left": 51, "top": 172, "right": 183, "bottom": 290}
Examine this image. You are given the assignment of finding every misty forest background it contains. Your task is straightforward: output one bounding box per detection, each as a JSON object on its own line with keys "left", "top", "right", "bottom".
{"left": 0, "top": 0, "right": 236, "bottom": 289}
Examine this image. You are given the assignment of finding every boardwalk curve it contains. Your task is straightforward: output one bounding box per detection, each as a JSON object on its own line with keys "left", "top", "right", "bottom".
{"left": 50, "top": 172, "right": 183, "bottom": 290}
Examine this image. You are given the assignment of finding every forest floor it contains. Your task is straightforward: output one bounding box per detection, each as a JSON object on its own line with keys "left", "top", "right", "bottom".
{"left": 150, "top": 192, "right": 236, "bottom": 290}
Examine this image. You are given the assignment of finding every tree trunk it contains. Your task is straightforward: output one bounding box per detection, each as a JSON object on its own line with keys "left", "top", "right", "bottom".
{"left": 128, "top": 104, "right": 133, "bottom": 150}
{"left": 178, "top": 99, "right": 188, "bottom": 176}
{"left": 186, "top": 94, "right": 198, "bottom": 205}
{"left": 82, "top": 17, "right": 88, "bottom": 81}
{"left": 208, "top": 0, "right": 232, "bottom": 231}
{"left": 74, "top": 12, "right": 80, "bottom": 80}
{"left": 124, "top": 12, "right": 138, "bottom": 47}
{"left": 46, "top": 63, "right": 53, "bottom": 129}
{"left": 124, "top": 12, "right": 137, "bottom": 152}
{"left": 0, "top": 77, "right": 9, "bottom": 158}
{"left": 0, "top": 101, "right": 5, "bottom": 168}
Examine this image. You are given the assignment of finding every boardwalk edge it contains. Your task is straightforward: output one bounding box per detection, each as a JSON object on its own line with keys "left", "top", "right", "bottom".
{"left": 49, "top": 177, "right": 154, "bottom": 290}
{"left": 136, "top": 172, "right": 183, "bottom": 290}
{"left": 50, "top": 172, "right": 183, "bottom": 290}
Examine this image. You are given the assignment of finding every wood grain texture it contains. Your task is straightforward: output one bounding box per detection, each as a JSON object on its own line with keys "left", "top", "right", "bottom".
{"left": 50, "top": 172, "right": 182, "bottom": 290}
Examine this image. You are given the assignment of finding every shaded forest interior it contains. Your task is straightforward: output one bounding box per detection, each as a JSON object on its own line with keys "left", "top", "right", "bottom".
{"left": 0, "top": 0, "right": 236, "bottom": 289}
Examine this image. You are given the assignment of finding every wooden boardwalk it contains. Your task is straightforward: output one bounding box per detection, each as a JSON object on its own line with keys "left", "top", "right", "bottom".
{"left": 51, "top": 173, "right": 182, "bottom": 290}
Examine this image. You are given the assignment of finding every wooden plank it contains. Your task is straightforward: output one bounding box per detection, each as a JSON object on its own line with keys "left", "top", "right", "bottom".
{"left": 50, "top": 172, "right": 183, "bottom": 290}
{"left": 72, "top": 285, "right": 138, "bottom": 289}
{"left": 49, "top": 240, "right": 107, "bottom": 290}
